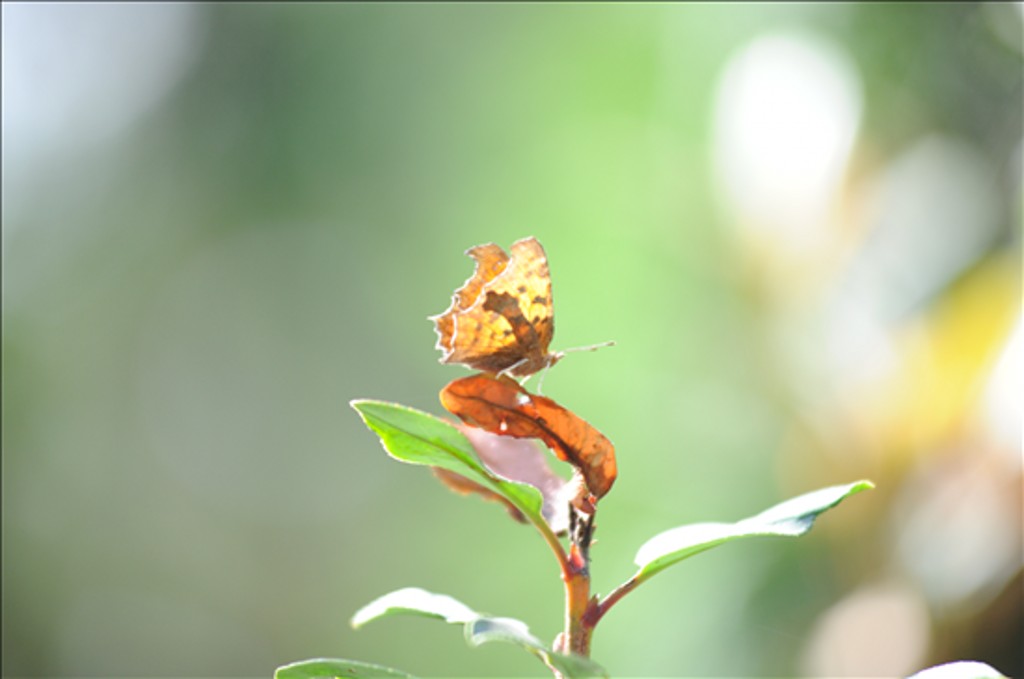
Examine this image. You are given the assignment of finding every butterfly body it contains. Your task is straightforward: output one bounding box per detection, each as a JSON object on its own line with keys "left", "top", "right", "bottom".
{"left": 431, "top": 237, "right": 560, "bottom": 377}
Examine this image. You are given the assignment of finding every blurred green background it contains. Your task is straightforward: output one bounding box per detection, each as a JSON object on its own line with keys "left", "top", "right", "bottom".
{"left": 2, "top": 3, "right": 1021, "bottom": 677}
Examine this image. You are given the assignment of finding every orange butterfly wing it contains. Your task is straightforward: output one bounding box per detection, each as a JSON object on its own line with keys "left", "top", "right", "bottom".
{"left": 431, "top": 237, "right": 557, "bottom": 376}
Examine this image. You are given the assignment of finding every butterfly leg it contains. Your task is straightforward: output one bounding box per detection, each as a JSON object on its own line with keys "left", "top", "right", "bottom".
{"left": 496, "top": 357, "right": 530, "bottom": 381}
{"left": 532, "top": 361, "right": 552, "bottom": 394}
{"left": 531, "top": 351, "right": 565, "bottom": 394}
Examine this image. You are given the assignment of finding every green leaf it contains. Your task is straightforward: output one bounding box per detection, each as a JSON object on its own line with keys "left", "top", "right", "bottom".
{"left": 351, "top": 400, "right": 543, "bottom": 520}
{"left": 464, "top": 615, "right": 540, "bottom": 648}
{"left": 907, "top": 661, "right": 1007, "bottom": 679}
{"left": 634, "top": 480, "right": 874, "bottom": 581}
{"left": 351, "top": 587, "right": 477, "bottom": 628}
{"left": 350, "top": 587, "right": 607, "bottom": 678}
{"left": 274, "top": 657, "right": 415, "bottom": 679}
{"left": 465, "top": 617, "right": 608, "bottom": 679}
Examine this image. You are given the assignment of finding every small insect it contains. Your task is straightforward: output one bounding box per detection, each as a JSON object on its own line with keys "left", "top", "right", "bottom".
{"left": 430, "top": 237, "right": 611, "bottom": 381}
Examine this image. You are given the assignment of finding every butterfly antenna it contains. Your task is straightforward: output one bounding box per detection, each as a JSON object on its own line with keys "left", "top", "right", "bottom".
{"left": 562, "top": 340, "right": 616, "bottom": 354}
{"left": 532, "top": 341, "right": 614, "bottom": 394}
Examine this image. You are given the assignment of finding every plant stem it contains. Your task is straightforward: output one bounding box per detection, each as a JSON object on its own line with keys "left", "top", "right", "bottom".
{"left": 588, "top": 573, "right": 642, "bottom": 627}
{"left": 530, "top": 507, "right": 606, "bottom": 672}
{"left": 562, "top": 544, "right": 594, "bottom": 657}
{"left": 527, "top": 513, "right": 570, "bottom": 578}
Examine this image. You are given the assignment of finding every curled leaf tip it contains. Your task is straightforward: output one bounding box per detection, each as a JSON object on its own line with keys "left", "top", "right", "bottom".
{"left": 439, "top": 374, "right": 617, "bottom": 503}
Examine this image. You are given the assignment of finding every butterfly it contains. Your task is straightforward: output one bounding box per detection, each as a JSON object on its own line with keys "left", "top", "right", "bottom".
{"left": 430, "top": 237, "right": 561, "bottom": 378}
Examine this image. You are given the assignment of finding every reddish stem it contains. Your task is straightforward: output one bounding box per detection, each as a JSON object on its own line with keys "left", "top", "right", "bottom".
{"left": 561, "top": 543, "right": 594, "bottom": 657}
{"left": 586, "top": 573, "right": 641, "bottom": 628}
